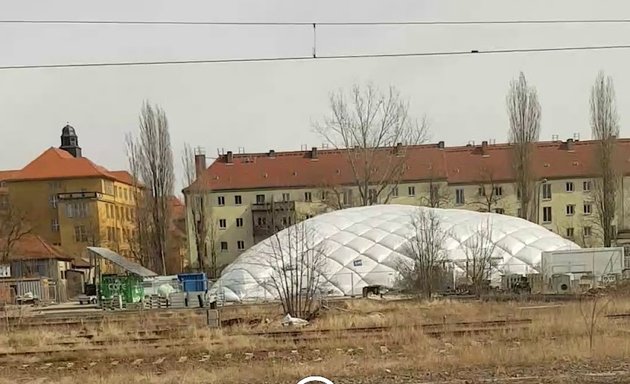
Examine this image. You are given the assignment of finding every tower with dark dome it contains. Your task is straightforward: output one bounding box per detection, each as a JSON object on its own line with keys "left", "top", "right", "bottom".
{"left": 59, "top": 124, "right": 82, "bottom": 158}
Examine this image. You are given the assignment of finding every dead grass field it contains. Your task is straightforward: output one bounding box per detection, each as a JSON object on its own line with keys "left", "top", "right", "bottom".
{"left": 3, "top": 296, "right": 630, "bottom": 383}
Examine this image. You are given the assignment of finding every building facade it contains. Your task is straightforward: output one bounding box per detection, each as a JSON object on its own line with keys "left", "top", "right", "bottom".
{"left": 2, "top": 125, "right": 138, "bottom": 259}
{"left": 184, "top": 138, "right": 630, "bottom": 270}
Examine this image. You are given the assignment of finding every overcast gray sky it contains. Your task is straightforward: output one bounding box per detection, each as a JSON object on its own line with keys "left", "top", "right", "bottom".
{"left": 2, "top": 0, "right": 630, "bottom": 186}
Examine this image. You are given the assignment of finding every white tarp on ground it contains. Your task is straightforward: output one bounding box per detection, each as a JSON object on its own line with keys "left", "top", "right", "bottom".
{"left": 212, "top": 205, "right": 579, "bottom": 302}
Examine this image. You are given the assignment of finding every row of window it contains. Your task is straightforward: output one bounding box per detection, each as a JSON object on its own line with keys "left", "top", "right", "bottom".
{"left": 104, "top": 181, "right": 134, "bottom": 202}
{"left": 219, "top": 240, "right": 245, "bottom": 252}
{"left": 106, "top": 226, "right": 134, "bottom": 242}
{"left": 106, "top": 204, "right": 134, "bottom": 222}
{"left": 66, "top": 202, "right": 89, "bottom": 218}
{"left": 542, "top": 203, "right": 593, "bottom": 223}
{"left": 211, "top": 180, "right": 596, "bottom": 208}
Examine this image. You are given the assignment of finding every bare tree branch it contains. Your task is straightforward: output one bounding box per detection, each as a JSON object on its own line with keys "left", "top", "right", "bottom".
{"left": 461, "top": 218, "right": 498, "bottom": 295}
{"left": 182, "top": 143, "right": 218, "bottom": 277}
{"left": 507, "top": 72, "right": 541, "bottom": 222}
{"left": 314, "top": 83, "right": 429, "bottom": 206}
{"left": 590, "top": 71, "right": 620, "bottom": 247}
{"left": 0, "top": 203, "right": 33, "bottom": 263}
{"left": 475, "top": 167, "right": 504, "bottom": 213}
{"left": 126, "top": 101, "right": 175, "bottom": 274}
{"left": 396, "top": 208, "right": 450, "bottom": 298}
{"left": 258, "top": 221, "right": 328, "bottom": 318}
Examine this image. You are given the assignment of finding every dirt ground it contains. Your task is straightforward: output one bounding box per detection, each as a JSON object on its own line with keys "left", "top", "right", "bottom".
{"left": 2, "top": 297, "right": 630, "bottom": 383}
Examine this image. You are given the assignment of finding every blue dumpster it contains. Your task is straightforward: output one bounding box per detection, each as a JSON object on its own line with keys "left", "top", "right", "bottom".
{"left": 177, "top": 273, "right": 208, "bottom": 292}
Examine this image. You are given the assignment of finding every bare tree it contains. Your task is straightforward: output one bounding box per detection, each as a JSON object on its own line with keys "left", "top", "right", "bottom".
{"left": 315, "top": 84, "right": 429, "bottom": 206}
{"left": 260, "top": 221, "right": 328, "bottom": 318}
{"left": 396, "top": 208, "right": 450, "bottom": 298}
{"left": 419, "top": 167, "right": 450, "bottom": 208}
{"left": 462, "top": 218, "right": 498, "bottom": 295}
{"left": 126, "top": 101, "right": 175, "bottom": 274}
{"left": 0, "top": 204, "right": 32, "bottom": 263}
{"left": 182, "top": 143, "right": 219, "bottom": 277}
{"left": 507, "top": 72, "right": 541, "bottom": 221}
{"left": 590, "top": 72, "right": 620, "bottom": 247}
{"left": 475, "top": 167, "right": 504, "bottom": 213}
{"left": 579, "top": 293, "right": 612, "bottom": 352}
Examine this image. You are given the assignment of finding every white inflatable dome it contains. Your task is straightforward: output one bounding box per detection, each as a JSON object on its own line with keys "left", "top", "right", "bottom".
{"left": 213, "top": 205, "right": 579, "bottom": 302}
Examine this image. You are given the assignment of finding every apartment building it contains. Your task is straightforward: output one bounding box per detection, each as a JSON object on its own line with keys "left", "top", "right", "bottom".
{"left": 2, "top": 125, "right": 138, "bottom": 259}
{"left": 184, "top": 138, "right": 630, "bottom": 270}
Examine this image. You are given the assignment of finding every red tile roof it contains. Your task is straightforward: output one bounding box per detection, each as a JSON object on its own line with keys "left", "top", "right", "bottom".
{"left": 2, "top": 234, "right": 73, "bottom": 261}
{"left": 6, "top": 147, "right": 133, "bottom": 185}
{"left": 186, "top": 139, "right": 630, "bottom": 191}
{"left": 187, "top": 145, "right": 448, "bottom": 191}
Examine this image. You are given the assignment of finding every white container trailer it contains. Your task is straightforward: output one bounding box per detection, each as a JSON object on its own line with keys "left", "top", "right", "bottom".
{"left": 541, "top": 247, "right": 625, "bottom": 292}
{"left": 541, "top": 247, "right": 625, "bottom": 277}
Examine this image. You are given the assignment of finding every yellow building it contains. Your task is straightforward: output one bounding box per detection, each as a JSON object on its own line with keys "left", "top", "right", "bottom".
{"left": 184, "top": 139, "right": 630, "bottom": 270}
{"left": 3, "top": 125, "right": 137, "bottom": 259}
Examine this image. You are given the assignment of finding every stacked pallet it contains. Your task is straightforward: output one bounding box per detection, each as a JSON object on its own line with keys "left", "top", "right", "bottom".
{"left": 169, "top": 292, "right": 186, "bottom": 308}
{"left": 143, "top": 295, "right": 168, "bottom": 309}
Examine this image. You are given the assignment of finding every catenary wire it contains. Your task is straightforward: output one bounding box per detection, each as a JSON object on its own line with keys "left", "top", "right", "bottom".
{"left": 1, "top": 44, "right": 630, "bottom": 71}
{"left": 3, "top": 19, "right": 630, "bottom": 26}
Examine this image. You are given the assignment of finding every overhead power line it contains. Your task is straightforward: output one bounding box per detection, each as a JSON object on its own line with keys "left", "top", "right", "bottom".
{"left": 3, "top": 19, "right": 630, "bottom": 26}
{"left": 1, "top": 44, "right": 630, "bottom": 71}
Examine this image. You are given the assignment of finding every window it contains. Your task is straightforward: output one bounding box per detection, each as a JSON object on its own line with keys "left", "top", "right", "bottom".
{"left": 543, "top": 207, "right": 552, "bottom": 223}
{"left": 234, "top": 195, "right": 242, "bottom": 205}
{"left": 237, "top": 240, "right": 245, "bottom": 250}
{"left": 583, "top": 203, "right": 592, "bottom": 215}
{"left": 583, "top": 180, "right": 592, "bottom": 192}
{"left": 391, "top": 187, "right": 398, "bottom": 197}
{"left": 516, "top": 187, "right": 521, "bottom": 199}
{"left": 236, "top": 218, "right": 243, "bottom": 227}
{"left": 220, "top": 241, "right": 228, "bottom": 252}
{"left": 217, "top": 196, "right": 225, "bottom": 206}
{"left": 304, "top": 192, "right": 312, "bottom": 202}
{"left": 566, "top": 182, "right": 574, "bottom": 192}
{"left": 494, "top": 208, "right": 505, "bottom": 214}
{"left": 566, "top": 204, "right": 575, "bottom": 216}
{"left": 566, "top": 227, "right": 575, "bottom": 238}
{"left": 256, "top": 194, "right": 265, "bottom": 204}
{"left": 320, "top": 190, "right": 328, "bottom": 201}
{"left": 125, "top": 207, "right": 131, "bottom": 221}
{"left": 583, "top": 226, "right": 592, "bottom": 237}
{"left": 408, "top": 186, "right": 415, "bottom": 196}
{"left": 51, "top": 218, "right": 59, "bottom": 232}
{"left": 49, "top": 194, "right": 58, "bottom": 208}
{"left": 116, "top": 206, "right": 120, "bottom": 219}
{"left": 282, "top": 193, "right": 290, "bottom": 202}
{"left": 282, "top": 216, "right": 289, "bottom": 226}
{"left": 0, "top": 195, "right": 7, "bottom": 209}
{"left": 493, "top": 186, "right": 503, "bottom": 197}
{"left": 104, "top": 181, "right": 114, "bottom": 195}
{"left": 115, "top": 186, "right": 119, "bottom": 198}
{"left": 219, "top": 219, "right": 227, "bottom": 229}
{"left": 542, "top": 183, "right": 552, "bottom": 199}
{"left": 368, "top": 189, "right": 377, "bottom": 204}
{"left": 66, "top": 202, "right": 88, "bottom": 218}
{"left": 124, "top": 188, "right": 128, "bottom": 200}
{"left": 343, "top": 190, "right": 352, "bottom": 206}
{"left": 257, "top": 217, "right": 267, "bottom": 226}
{"left": 455, "top": 189, "right": 465, "bottom": 205}
{"left": 74, "top": 225, "right": 88, "bottom": 242}
{"left": 517, "top": 208, "right": 522, "bottom": 218}
{"left": 478, "top": 186, "right": 485, "bottom": 196}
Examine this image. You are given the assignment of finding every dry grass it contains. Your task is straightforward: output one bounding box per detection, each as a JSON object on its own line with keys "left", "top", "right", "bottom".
{"left": 3, "top": 297, "right": 630, "bottom": 383}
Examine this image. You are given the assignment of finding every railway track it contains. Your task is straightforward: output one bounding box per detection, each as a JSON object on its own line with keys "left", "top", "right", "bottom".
{"left": 0, "top": 318, "right": 532, "bottom": 359}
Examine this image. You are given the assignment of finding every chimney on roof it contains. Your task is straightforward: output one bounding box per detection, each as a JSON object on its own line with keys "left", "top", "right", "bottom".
{"left": 565, "top": 138, "right": 574, "bottom": 150}
{"left": 226, "top": 151, "right": 233, "bottom": 164}
{"left": 395, "top": 142, "right": 403, "bottom": 155}
{"left": 437, "top": 141, "right": 445, "bottom": 149}
{"left": 268, "top": 149, "right": 275, "bottom": 157}
{"left": 194, "top": 147, "right": 206, "bottom": 178}
{"left": 311, "top": 147, "right": 318, "bottom": 159}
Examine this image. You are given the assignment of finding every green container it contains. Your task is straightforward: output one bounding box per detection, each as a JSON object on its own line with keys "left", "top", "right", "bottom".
{"left": 100, "top": 274, "right": 144, "bottom": 304}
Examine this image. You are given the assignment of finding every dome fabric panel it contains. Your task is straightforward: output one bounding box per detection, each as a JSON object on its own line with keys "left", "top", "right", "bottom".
{"left": 213, "top": 205, "right": 579, "bottom": 302}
